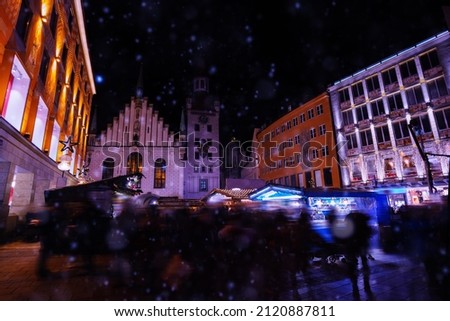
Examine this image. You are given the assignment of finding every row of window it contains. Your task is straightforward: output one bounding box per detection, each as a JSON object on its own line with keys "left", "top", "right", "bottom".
{"left": 341, "top": 77, "right": 448, "bottom": 125}
{"left": 349, "top": 153, "right": 443, "bottom": 182}
{"left": 338, "top": 49, "right": 441, "bottom": 104}
{"left": 101, "top": 155, "right": 213, "bottom": 190}
{"left": 267, "top": 168, "right": 334, "bottom": 188}
{"left": 102, "top": 155, "right": 167, "bottom": 188}
{"left": 17, "top": 0, "right": 91, "bottom": 120}
{"left": 272, "top": 123, "right": 328, "bottom": 156}
{"left": 270, "top": 104, "right": 324, "bottom": 138}
{"left": 261, "top": 145, "right": 330, "bottom": 174}
{"left": 345, "top": 107, "right": 450, "bottom": 150}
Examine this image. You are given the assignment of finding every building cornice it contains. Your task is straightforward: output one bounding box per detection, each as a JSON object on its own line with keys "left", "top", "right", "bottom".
{"left": 74, "top": 0, "right": 96, "bottom": 94}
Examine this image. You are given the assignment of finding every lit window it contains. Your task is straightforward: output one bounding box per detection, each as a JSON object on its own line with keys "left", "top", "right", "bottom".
{"left": 199, "top": 179, "right": 208, "bottom": 192}
{"left": 154, "top": 158, "right": 166, "bottom": 188}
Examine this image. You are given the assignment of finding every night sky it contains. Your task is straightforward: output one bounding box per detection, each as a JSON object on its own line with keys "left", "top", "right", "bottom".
{"left": 83, "top": 0, "right": 448, "bottom": 143}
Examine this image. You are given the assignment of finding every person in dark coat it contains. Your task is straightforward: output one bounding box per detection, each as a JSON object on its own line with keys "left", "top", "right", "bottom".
{"left": 343, "top": 211, "right": 373, "bottom": 299}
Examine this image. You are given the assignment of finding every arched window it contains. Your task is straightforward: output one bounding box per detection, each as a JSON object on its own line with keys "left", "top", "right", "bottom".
{"left": 154, "top": 158, "right": 166, "bottom": 188}
{"left": 127, "top": 152, "right": 142, "bottom": 175}
{"left": 102, "top": 158, "right": 115, "bottom": 179}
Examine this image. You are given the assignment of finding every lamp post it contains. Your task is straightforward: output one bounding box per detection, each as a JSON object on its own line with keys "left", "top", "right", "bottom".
{"left": 407, "top": 123, "right": 435, "bottom": 196}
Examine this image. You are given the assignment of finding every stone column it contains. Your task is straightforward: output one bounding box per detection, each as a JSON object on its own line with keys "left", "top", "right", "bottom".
{"left": 0, "top": 161, "right": 14, "bottom": 234}
{"left": 9, "top": 172, "right": 34, "bottom": 221}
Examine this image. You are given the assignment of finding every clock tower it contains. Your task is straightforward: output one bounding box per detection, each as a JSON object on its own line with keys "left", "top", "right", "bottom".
{"left": 183, "top": 77, "right": 221, "bottom": 199}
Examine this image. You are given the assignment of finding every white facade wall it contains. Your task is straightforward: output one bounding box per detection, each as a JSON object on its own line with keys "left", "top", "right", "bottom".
{"left": 183, "top": 97, "right": 221, "bottom": 200}
{"left": 87, "top": 97, "right": 184, "bottom": 198}
{"left": 88, "top": 77, "right": 222, "bottom": 200}
{"left": 327, "top": 31, "right": 450, "bottom": 204}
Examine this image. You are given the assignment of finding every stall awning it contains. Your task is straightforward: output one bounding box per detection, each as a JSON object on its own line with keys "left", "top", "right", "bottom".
{"left": 202, "top": 188, "right": 256, "bottom": 203}
{"left": 248, "top": 184, "right": 305, "bottom": 201}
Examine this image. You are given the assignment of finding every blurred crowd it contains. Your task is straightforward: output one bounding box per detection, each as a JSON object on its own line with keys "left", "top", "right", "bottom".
{"left": 24, "top": 196, "right": 449, "bottom": 300}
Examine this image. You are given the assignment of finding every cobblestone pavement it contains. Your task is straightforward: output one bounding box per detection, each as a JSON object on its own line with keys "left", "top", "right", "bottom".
{"left": 0, "top": 240, "right": 438, "bottom": 301}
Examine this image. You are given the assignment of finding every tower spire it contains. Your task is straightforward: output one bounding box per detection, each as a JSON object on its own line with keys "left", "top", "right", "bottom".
{"left": 136, "top": 63, "right": 144, "bottom": 98}
{"left": 180, "top": 107, "right": 186, "bottom": 134}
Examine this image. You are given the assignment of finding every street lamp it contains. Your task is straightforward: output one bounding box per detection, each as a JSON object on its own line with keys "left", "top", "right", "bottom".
{"left": 58, "top": 154, "right": 72, "bottom": 176}
{"left": 407, "top": 123, "right": 436, "bottom": 196}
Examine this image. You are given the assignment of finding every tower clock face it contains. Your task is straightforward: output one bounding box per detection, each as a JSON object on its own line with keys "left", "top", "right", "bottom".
{"left": 199, "top": 114, "right": 208, "bottom": 124}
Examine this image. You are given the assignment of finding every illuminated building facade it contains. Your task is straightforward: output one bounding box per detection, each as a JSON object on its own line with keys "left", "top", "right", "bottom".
{"left": 182, "top": 77, "right": 221, "bottom": 199}
{"left": 328, "top": 31, "right": 450, "bottom": 207}
{"left": 86, "top": 94, "right": 185, "bottom": 199}
{"left": 87, "top": 76, "right": 220, "bottom": 200}
{"left": 0, "top": 0, "right": 95, "bottom": 234}
{"left": 256, "top": 92, "right": 342, "bottom": 189}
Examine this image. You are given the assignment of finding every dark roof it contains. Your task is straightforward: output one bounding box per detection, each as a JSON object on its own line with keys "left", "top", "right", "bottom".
{"left": 44, "top": 173, "right": 144, "bottom": 204}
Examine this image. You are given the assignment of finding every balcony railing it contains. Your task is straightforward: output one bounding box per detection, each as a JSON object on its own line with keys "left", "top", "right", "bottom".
{"left": 402, "top": 74, "right": 420, "bottom": 87}
{"left": 347, "top": 148, "right": 360, "bottom": 156}
{"left": 344, "top": 123, "right": 356, "bottom": 133}
{"left": 340, "top": 100, "right": 352, "bottom": 110}
{"left": 423, "top": 66, "right": 443, "bottom": 79}
{"left": 358, "top": 119, "right": 371, "bottom": 129}
{"left": 408, "top": 102, "right": 428, "bottom": 115}
{"left": 439, "top": 128, "right": 450, "bottom": 139}
{"left": 372, "top": 114, "right": 387, "bottom": 124}
{"left": 361, "top": 144, "right": 375, "bottom": 153}
{"left": 389, "top": 108, "right": 406, "bottom": 119}
{"left": 420, "top": 132, "right": 434, "bottom": 141}
{"left": 353, "top": 95, "right": 365, "bottom": 106}
{"left": 431, "top": 95, "right": 450, "bottom": 109}
{"left": 368, "top": 89, "right": 381, "bottom": 100}
{"left": 396, "top": 137, "right": 412, "bottom": 146}
{"left": 384, "top": 82, "right": 400, "bottom": 94}
{"left": 378, "top": 141, "right": 392, "bottom": 150}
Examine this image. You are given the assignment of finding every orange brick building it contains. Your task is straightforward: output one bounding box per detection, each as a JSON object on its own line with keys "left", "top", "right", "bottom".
{"left": 256, "top": 92, "right": 341, "bottom": 189}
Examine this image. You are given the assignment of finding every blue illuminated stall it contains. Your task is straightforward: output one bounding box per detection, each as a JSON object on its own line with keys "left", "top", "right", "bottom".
{"left": 249, "top": 184, "right": 392, "bottom": 249}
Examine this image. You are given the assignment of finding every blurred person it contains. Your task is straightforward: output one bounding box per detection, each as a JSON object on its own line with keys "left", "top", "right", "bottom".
{"left": 289, "top": 210, "right": 317, "bottom": 300}
{"left": 342, "top": 211, "right": 373, "bottom": 300}
{"left": 293, "top": 210, "right": 314, "bottom": 275}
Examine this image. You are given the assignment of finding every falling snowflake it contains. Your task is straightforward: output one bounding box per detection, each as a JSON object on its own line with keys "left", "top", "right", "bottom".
{"left": 208, "top": 66, "right": 217, "bottom": 75}
{"left": 95, "top": 75, "right": 104, "bottom": 84}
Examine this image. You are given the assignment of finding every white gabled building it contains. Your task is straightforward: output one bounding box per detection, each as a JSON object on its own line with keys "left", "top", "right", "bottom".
{"left": 86, "top": 76, "right": 220, "bottom": 200}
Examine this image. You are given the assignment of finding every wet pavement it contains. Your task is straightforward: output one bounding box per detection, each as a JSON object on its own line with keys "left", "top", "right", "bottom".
{"left": 0, "top": 240, "right": 441, "bottom": 301}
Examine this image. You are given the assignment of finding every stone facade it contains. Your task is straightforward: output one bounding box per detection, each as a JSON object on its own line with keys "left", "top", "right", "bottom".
{"left": 328, "top": 31, "right": 450, "bottom": 207}
{"left": 86, "top": 77, "right": 221, "bottom": 200}
{"left": 0, "top": 1, "right": 95, "bottom": 234}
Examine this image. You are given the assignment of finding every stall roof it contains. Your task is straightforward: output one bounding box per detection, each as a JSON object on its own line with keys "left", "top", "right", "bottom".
{"left": 248, "top": 184, "right": 305, "bottom": 201}
{"left": 202, "top": 188, "right": 256, "bottom": 202}
{"left": 248, "top": 184, "right": 388, "bottom": 201}
{"left": 44, "top": 173, "right": 144, "bottom": 204}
